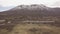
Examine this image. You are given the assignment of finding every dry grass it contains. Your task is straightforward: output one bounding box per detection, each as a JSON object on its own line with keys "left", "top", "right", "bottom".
{"left": 8, "top": 24, "right": 60, "bottom": 34}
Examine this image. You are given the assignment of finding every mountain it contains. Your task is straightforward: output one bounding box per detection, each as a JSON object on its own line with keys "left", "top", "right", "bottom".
{"left": 0, "top": 4, "right": 60, "bottom": 17}
{"left": 12, "top": 4, "right": 49, "bottom": 10}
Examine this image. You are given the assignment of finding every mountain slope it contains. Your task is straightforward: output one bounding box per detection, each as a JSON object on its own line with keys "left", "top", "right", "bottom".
{"left": 0, "top": 4, "right": 60, "bottom": 17}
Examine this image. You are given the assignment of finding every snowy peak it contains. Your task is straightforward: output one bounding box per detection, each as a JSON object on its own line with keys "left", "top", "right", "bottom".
{"left": 13, "top": 4, "right": 49, "bottom": 10}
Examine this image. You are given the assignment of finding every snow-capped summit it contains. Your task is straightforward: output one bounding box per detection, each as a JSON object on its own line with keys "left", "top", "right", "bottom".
{"left": 12, "top": 4, "right": 50, "bottom": 10}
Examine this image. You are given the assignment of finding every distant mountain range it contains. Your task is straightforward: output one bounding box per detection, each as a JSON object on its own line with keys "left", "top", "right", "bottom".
{"left": 0, "top": 4, "right": 60, "bottom": 17}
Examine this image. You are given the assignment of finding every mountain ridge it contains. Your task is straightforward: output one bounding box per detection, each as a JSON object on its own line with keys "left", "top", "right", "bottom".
{"left": 0, "top": 4, "right": 60, "bottom": 17}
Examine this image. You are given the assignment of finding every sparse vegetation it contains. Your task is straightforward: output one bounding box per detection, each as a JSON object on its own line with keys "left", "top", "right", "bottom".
{"left": 7, "top": 24, "right": 60, "bottom": 34}
{"left": 0, "top": 4, "right": 60, "bottom": 34}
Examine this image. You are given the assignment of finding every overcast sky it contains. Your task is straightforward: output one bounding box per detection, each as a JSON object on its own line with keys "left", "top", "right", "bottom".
{"left": 0, "top": 0, "right": 60, "bottom": 7}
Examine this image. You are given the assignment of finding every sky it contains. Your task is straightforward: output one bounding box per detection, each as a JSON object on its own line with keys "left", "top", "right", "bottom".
{"left": 0, "top": 0, "right": 59, "bottom": 7}
{"left": 0, "top": 0, "right": 60, "bottom": 11}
